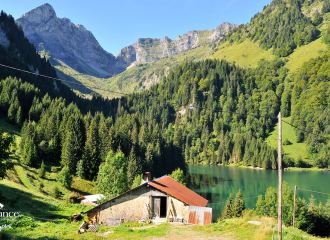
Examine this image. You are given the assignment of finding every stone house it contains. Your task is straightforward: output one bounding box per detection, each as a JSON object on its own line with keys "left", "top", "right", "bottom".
{"left": 85, "top": 173, "right": 209, "bottom": 225}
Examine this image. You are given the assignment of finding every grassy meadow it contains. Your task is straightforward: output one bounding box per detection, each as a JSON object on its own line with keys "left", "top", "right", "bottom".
{"left": 265, "top": 117, "right": 309, "bottom": 164}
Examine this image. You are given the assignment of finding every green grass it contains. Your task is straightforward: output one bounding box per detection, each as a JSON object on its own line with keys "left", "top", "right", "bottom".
{"left": 285, "top": 38, "right": 328, "bottom": 73}
{"left": 265, "top": 116, "right": 309, "bottom": 163}
{"left": 194, "top": 216, "right": 327, "bottom": 240}
{"left": 14, "top": 164, "right": 39, "bottom": 192}
{"left": 209, "top": 39, "right": 275, "bottom": 68}
{"left": 104, "top": 45, "right": 211, "bottom": 95}
{"left": 0, "top": 116, "right": 324, "bottom": 239}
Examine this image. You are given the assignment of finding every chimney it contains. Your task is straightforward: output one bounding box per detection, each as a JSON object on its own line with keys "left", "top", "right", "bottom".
{"left": 141, "top": 172, "right": 151, "bottom": 185}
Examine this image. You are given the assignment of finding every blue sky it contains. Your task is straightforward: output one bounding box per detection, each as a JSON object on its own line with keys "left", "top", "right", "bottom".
{"left": 2, "top": 0, "right": 271, "bottom": 55}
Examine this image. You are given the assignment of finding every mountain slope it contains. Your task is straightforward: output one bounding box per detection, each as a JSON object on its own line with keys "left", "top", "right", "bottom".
{"left": 15, "top": 3, "right": 236, "bottom": 94}
{"left": 16, "top": 3, "right": 118, "bottom": 78}
{"left": 115, "top": 22, "right": 236, "bottom": 68}
{"left": 205, "top": 0, "right": 330, "bottom": 73}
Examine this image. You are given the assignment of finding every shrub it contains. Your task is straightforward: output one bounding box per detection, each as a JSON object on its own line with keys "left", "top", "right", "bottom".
{"left": 295, "top": 156, "right": 304, "bottom": 167}
{"left": 51, "top": 185, "right": 61, "bottom": 199}
{"left": 283, "top": 138, "right": 292, "bottom": 145}
{"left": 38, "top": 161, "right": 46, "bottom": 178}
{"left": 313, "top": 158, "right": 328, "bottom": 168}
{"left": 51, "top": 166, "right": 59, "bottom": 173}
{"left": 56, "top": 166, "right": 72, "bottom": 189}
{"left": 37, "top": 181, "right": 44, "bottom": 192}
{"left": 283, "top": 156, "right": 294, "bottom": 167}
{"left": 67, "top": 191, "right": 82, "bottom": 203}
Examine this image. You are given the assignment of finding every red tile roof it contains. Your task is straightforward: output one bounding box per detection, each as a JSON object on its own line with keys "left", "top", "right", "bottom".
{"left": 149, "top": 176, "right": 208, "bottom": 207}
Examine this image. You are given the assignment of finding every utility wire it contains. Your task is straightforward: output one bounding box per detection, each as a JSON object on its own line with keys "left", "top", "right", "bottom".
{"left": 207, "top": 187, "right": 295, "bottom": 205}
{"left": 0, "top": 63, "right": 277, "bottom": 119}
{"left": 1, "top": 63, "right": 328, "bottom": 138}
{"left": 281, "top": 120, "right": 320, "bottom": 138}
{"left": 297, "top": 188, "right": 330, "bottom": 196}
{"left": 208, "top": 195, "right": 264, "bottom": 205}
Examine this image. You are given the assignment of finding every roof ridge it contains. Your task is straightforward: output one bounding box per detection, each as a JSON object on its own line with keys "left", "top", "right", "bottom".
{"left": 148, "top": 174, "right": 168, "bottom": 183}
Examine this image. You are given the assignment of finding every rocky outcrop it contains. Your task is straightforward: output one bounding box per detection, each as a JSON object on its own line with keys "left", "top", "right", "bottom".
{"left": 17, "top": 3, "right": 237, "bottom": 77}
{"left": 116, "top": 23, "right": 237, "bottom": 68}
{"left": 16, "top": 3, "right": 117, "bottom": 77}
{"left": 210, "top": 22, "right": 237, "bottom": 41}
{"left": 0, "top": 27, "right": 10, "bottom": 48}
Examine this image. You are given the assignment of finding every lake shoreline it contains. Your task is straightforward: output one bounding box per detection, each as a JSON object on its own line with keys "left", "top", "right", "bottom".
{"left": 200, "top": 163, "right": 330, "bottom": 172}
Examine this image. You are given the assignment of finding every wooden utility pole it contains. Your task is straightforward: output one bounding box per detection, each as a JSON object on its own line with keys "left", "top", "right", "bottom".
{"left": 278, "top": 112, "right": 282, "bottom": 240}
{"left": 293, "top": 185, "right": 297, "bottom": 228}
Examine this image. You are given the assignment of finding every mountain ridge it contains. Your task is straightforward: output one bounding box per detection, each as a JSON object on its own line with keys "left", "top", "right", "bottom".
{"left": 16, "top": 3, "right": 236, "bottom": 79}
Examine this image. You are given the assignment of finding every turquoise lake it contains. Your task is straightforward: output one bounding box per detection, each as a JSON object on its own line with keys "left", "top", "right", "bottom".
{"left": 188, "top": 165, "right": 330, "bottom": 221}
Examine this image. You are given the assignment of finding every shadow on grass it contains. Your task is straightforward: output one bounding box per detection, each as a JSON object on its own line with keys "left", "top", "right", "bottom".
{"left": 0, "top": 231, "right": 63, "bottom": 240}
{"left": 70, "top": 187, "right": 91, "bottom": 196}
{"left": 0, "top": 184, "right": 66, "bottom": 221}
{"left": 55, "top": 67, "right": 93, "bottom": 95}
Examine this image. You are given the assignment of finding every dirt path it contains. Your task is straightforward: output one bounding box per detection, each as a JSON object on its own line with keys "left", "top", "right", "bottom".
{"left": 152, "top": 225, "right": 235, "bottom": 240}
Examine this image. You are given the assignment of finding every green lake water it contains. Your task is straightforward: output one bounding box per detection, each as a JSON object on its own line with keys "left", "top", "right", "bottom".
{"left": 188, "top": 164, "right": 330, "bottom": 221}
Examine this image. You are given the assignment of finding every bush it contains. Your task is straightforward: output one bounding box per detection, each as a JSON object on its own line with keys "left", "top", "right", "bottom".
{"left": 37, "top": 181, "right": 44, "bottom": 192}
{"left": 295, "top": 156, "right": 304, "bottom": 168}
{"left": 313, "top": 158, "right": 328, "bottom": 168}
{"left": 56, "top": 166, "right": 72, "bottom": 189}
{"left": 51, "top": 166, "right": 59, "bottom": 173}
{"left": 51, "top": 185, "right": 61, "bottom": 199}
{"left": 38, "top": 161, "right": 46, "bottom": 178}
{"left": 283, "top": 138, "right": 292, "bottom": 145}
{"left": 67, "top": 191, "right": 82, "bottom": 203}
{"left": 283, "top": 156, "right": 294, "bottom": 167}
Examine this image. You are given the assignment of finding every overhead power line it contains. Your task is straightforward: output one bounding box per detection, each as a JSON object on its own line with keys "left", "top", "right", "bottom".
{"left": 0, "top": 63, "right": 278, "bottom": 119}
{"left": 208, "top": 194, "right": 264, "bottom": 205}
{"left": 0, "top": 63, "right": 329, "bottom": 139}
{"left": 297, "top": 188, "right": 330, "bottom": 196}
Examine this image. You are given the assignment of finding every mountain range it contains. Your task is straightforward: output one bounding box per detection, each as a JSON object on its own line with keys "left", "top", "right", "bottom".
{"left": 16, "top": 3, "right": 237, "bottom": 79}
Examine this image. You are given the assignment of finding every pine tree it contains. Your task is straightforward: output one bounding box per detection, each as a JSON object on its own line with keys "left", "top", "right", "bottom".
{"left": 82, "top": 120, "right": 100, "bottom": 180}
{"left": 16, "top": 106, "right": 22, "bottom": 126}
{"left": 56, "top": 166, "right": 72, "bottom": 189}
{"left": 99, "top": 119, "right": 111, "bottom": 161}
{"left": 127, "top": 146, "right": 141, "bottom": 186}
{"left": 61, "top": 130, "right": 76, "bottom": 173}
{"left": 222, "top": 193, "right": 234, "bottom": 219}
{"left": 232, "top": 189, "right": 245, "bottom": 217}
{"left": 76, "top": 159, "right": 85, "bottom": 179}
{"left": 7, "top": 101, "right": 17, "bottom": 123}
{"left": 38, "top": 160, "right": 46, "bottom": 178}
{"left": 22, "top": 138, "right": 37, "bottom": 167}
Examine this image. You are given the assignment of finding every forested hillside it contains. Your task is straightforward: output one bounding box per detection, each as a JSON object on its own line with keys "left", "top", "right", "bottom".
{"left": 219, "top": 0, "right": 321, "bottom": 57}
{"left": 1, "top": 0, "right": 330, "bottom": 200}
{"left": 290, "top": 51, "right": 330, "bottom": 168}
{"left": 0, "top": 10, "right": 186, "bottom": 190}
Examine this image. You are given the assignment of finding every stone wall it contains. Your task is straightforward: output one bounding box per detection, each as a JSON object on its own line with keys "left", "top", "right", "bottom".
{"left": 87, "top": 184, "right": 190, "bottom": 224}
{"left": 98, "top": 195, "right": 150, "bottom": 223}
{"left": 167, "top": 196, "right": 190, "bottom": 223}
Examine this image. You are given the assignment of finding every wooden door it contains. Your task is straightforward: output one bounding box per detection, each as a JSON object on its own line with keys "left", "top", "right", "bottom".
{"left": 153, "top": 197, "right": 160, "bottom": 217}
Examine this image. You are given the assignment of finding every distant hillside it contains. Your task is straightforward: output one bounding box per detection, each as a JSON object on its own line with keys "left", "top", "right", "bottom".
{"left": 14, "top": 3, "right": 236, "bottom": 95}
{"left": 209, "top": 0, "right": 330, "bottom": 72}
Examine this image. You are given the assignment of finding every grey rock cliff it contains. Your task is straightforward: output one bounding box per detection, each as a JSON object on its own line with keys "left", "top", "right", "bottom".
{"left": 210, "top": 22, "right": 237, "bottom": 41}
{"left": 116, "top": 23, "right": 237, "bottom": 68}
{"left": 0, "top": 27, "right": 10, "bottom": 48}
{"left": 17, "top": 3, "right": 237, "bottom": 78}
{"left": 16, "top": 3, "right": 117, "bottom": 77}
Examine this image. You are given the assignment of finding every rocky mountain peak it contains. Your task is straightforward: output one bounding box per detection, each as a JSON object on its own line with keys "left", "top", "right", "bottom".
{"left": 210, "top": 22, "right": 237, "bottom": 41}
{"left": 17, "top": 3, "right": 118, "bottom": 78}
{"left": 17, "top": 3, "right": 237, "bottom": 82}
{"left": 20, "top": 3, "right": 56, "bottom": 23}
